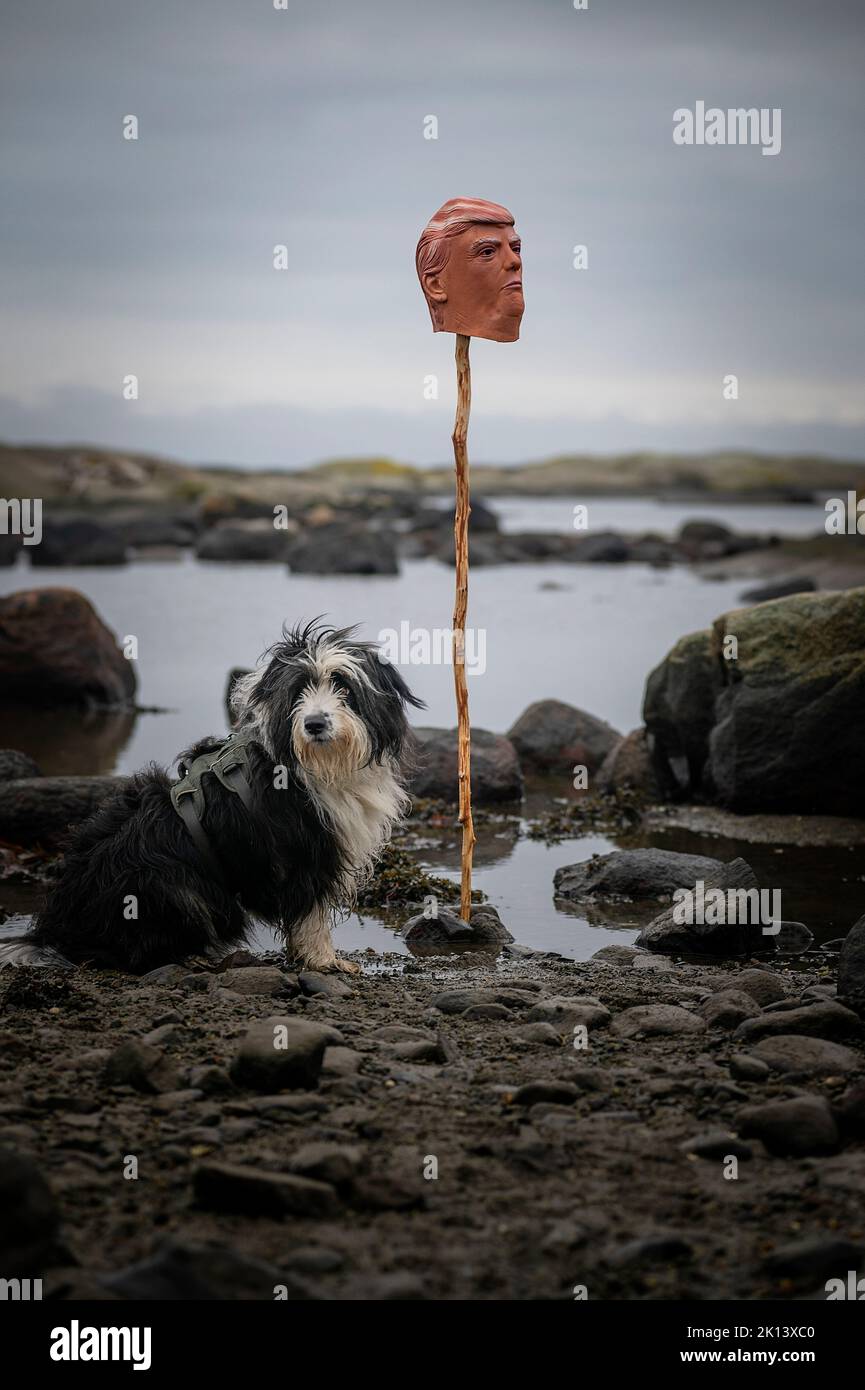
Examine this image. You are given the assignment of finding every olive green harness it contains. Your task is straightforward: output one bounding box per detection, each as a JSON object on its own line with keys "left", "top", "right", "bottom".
{"left": 170, "top": 731, "right": 258, "bottom": 885}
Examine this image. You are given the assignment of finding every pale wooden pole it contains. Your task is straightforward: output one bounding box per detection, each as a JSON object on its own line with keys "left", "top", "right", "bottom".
{"left": 452, "top": 332, "right": 475, "bottom": 922}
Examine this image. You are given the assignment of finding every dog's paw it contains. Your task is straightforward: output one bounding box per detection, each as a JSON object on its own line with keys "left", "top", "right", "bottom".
{"left": 294, "top": 954, "right": 361, "bottom": 975}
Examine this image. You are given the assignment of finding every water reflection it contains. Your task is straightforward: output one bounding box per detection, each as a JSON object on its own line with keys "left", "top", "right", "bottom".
{"left": 0, "top": 704, "right": 138, "bottom": 776}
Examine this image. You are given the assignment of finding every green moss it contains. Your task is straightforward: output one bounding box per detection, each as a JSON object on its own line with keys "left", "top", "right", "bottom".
{"left": 357, "top": 844, "right": 483, "bottom": 909}
{"left": 525, "top": 790, "right": 645, "bottom": 845}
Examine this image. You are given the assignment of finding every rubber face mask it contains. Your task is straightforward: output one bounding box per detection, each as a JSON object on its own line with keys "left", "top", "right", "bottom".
{"left": 416, "top": 197, "right": 524, "bottom": 343}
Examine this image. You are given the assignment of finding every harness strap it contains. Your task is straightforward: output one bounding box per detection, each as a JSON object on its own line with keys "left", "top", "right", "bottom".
{"left": 173, "top": 790, "right": 229, "bottom": 885}
{"left": 169, "top": 732, "right": 259, "bottom": 886}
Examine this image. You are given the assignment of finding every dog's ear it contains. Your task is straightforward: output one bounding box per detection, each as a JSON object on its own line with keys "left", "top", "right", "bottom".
{"left": 371, "top": 652, "right": 426, "bottom": 710}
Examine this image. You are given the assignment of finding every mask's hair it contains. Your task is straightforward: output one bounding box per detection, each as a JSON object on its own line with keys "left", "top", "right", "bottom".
{"left": 416, "top": 196, "right": 515, "bottom": 329}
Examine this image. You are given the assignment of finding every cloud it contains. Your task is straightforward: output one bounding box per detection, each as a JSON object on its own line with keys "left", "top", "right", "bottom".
{"left": 1, "top": 0, "right": 863, "bottom": 463}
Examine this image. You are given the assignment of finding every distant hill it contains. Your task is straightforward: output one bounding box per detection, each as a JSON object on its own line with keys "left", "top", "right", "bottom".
{"left": 1, "top": 441, "right": 863, "bottom": 506}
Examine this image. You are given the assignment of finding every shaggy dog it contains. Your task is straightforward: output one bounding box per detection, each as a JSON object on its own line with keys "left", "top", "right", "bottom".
{"left": 4, "top": 622, "right": 422, "bottom": 974}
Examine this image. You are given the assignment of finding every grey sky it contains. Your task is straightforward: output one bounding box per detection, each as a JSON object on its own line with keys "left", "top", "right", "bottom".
{"left": 1, "top": 0, "right": 863, "bottom": 467}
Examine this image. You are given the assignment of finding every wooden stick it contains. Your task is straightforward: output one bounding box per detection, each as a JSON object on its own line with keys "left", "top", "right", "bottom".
{"left": 452, "top": 333, "right": 475, "bottom": 922}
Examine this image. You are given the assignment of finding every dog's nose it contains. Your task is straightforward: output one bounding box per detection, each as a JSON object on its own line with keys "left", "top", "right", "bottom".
{"left": 304, "top": 715, "right": 328, "bottom": 736}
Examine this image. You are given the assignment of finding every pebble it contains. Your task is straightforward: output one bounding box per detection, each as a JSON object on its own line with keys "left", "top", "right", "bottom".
{"left": 187, "top": 1065, "right": 235, "bottom": 1096}
{"left": 611, "top": 1005, "right": 706, "bottom": 1038}
{"left": 103, "top": 1041, "right": 180, "bottom": 1095}
{"left": 733, "top": 1002, "right": 862, "bottom": 1044}
{"left": 526, "top": 998, "right": 612, "bottom": 1030}
{"left": 726, "top": 969, "right": 788, "bottom": 1006}
{"left": 391, "top": 1040, "right": 449, "bottom": 1063}
{"left": 298, "top": 971, "right": 354, "bottom": 1000}
{"left": 678, "top": 1130, "right": 753, "bottom": 1161}
{"left": 193, "top": 1160, "right": 338, "bottom": 1217}
{"left": 736, "top": 1096, "right": 839, "bottom": 1156}
{"left": 729, "top": 1053, "right": 771, "bottom": 1082}
{"left": 700, "top": 990, "right": 761, "bottom": 1030}
{"left": 748, "top": 1033, "right": 860, "bottom": 1078}
{"left": 590, "top": 945, "right": 643, "bottom": 967}
{"left": 510, "top": 1081, "right": 579, "bottom": 1107}
{"left": 287, "top": 1142, "right": 363, "bottom": 1186}
{"left": 432, "top": 989, "right": 500, "bottom": 1015}
{"left": 762, "top": 1236, "right": 863, "bottom": 1282}
{"left": 141, "top": 1023, "right": 185, "bottom": 1048}
{"left": 513, "top": 1022, "right": 563, "bottom": 1047}
{"left": 321, "top": 1046, "right": 364, "bottom": 1077}
{"left": 101, "top": 1237, "right": 294, "bottom": 1300}
{"left": 462, "top": 1003, "right": 513, "bottom": 1021}
{"left": 230, "top": 1016, "right": 341, "bottom": 1092}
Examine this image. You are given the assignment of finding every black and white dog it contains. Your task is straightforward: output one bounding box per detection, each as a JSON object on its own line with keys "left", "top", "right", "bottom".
{"left": 6, "top": 622, "right": 422, "bottom": 974}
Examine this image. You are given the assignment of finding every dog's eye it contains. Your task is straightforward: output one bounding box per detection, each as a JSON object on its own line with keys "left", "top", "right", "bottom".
{"left": 332, "top": 677, "right": 356, "bottom": 706}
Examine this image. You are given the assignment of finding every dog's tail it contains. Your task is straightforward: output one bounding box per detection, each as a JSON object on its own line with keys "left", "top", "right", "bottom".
{"left": 0, "top": 917, "right": 74, "bottom": 970}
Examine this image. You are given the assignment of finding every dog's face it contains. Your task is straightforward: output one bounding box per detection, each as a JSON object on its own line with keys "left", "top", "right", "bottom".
{"left": 232, "top": 622, "right": 423, "bottom": 783}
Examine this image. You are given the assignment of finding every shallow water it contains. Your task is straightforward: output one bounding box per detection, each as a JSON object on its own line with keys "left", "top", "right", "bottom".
{"left": 0, "top": 497, "right": 851, "bottom": 960}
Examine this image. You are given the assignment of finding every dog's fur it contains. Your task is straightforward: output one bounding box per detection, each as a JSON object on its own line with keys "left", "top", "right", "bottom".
{"left": 3, "top": 622, "right": 422, "bottom": 974}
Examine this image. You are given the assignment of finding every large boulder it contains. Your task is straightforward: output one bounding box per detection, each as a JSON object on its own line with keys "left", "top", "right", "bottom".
{"left": 287, "top": 523, "right": 399, "bottom": 576}
{"left": 30, "top": 518, "right": 127, "bottom": 566}
{"left": 708, "top": 589, "right": 865, "bottom": 814}
{"left": 196, "top": 520, "right": 289, "bottom": 562}
{"left": 0, "top": 775, "right": 126, "bottom": 845}
{"left": 403, "top": 903, "right": 513, "bottom": 951}
{"left": 408, "top": 727, "right": 523, "bottom": 803}
{"left": 677, "top": 519, "right": 734, "bottom": 558}
{"left": 634, "top": 857, "right": 768, "bottom": 955}
{"left": 507, "top": 699, "right": 620, "bottom": 775}
{"left": 0, "top": 588, "right": 137, "bottom": 707}
{"left": 114, "top": 509, "right": 199, "bottom": 550}
{"left": 554, "top": 848, "right": 731, "bottom": 904}
{"left": 643, "top": 588, "right": 865, "bottom": 814}
{"left": 595, "top": 727, "right": 662, "bottom": 796}
{"left": 643, "top": 629, "right": 718, "bottom": 796}
{"left": 409, "top": 499, "right": 500, "bottom": 534}
{"left": 568, "top": 530, "right": 631, "bottom": 563}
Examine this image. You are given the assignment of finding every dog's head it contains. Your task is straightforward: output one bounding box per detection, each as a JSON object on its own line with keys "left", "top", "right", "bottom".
{"left": 231, "top": 620, "right": 424, "bottom": 783}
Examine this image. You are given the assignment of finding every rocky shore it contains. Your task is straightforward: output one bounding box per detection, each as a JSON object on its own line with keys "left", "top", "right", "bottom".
{"left": 2, "top": 497, "right": 864, "bottom": 1300}
{"left": 3, "top": 469, "right": 864, "bottom": 587}
{"left": 2, "top": 936, "right": 864, "bottom": 1301}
